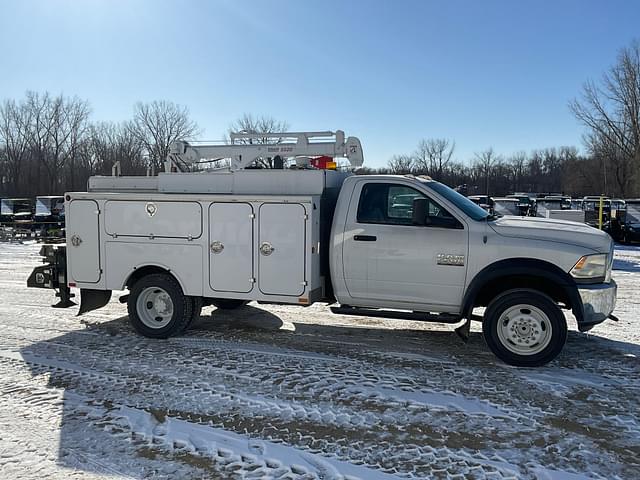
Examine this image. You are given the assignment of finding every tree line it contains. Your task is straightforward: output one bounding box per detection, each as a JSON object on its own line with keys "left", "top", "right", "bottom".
{"left": 370, "top": 142, "right": 590, "bottom": 197}
{"left": 0, "top": 93, "right": 199, "bottom": 197}
{"left": 1, "top": 40, "right": 639, "bottom": 199}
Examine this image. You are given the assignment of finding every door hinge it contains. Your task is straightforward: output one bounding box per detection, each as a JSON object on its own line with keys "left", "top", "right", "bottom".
{"left": 250, "top": 277, "right": 256, "bottom": 283}
{"left": 249, "top": 213, "right": 256, "bottom": 219}
{"left": 303, "top": 214, "right": 309, "bottom": 220}
{"left": 301, "top": 281, "right": 308, "bottom": 286}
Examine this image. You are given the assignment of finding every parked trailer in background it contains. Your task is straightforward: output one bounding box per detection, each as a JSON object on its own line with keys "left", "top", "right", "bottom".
{"left": 0, "top": 198, "right": 34, "bottom": 237}
{"left": 34, "top": 196, "right": 65, "bottom": 240}
{"left": 27, "top": 129, "right": 618, "bottom": 367}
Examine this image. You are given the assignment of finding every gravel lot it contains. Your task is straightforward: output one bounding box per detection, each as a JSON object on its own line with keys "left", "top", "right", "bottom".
{"left": 0, "top": 241, "right": 638, "bottom": 479}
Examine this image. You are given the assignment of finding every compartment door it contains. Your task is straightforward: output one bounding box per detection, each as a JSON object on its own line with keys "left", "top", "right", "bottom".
{"left": 67, "top": 199, "right": 101, "bottom": 283}
{"left": 209, "top": 202, "right": 254, "bottom": 293}
{"left": 258, "top": 203, "right": 306, "bottom": 296}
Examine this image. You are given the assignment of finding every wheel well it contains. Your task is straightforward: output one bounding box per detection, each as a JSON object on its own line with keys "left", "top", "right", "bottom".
{"left": 126, "top": 266, "right": 174, "bottom": 290}
{"left": 472, "top": 275, "right": 571, "bottom": 310}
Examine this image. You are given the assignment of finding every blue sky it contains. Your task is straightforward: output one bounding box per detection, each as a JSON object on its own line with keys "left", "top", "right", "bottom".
{"left": 1, "top": 0, "right": 639, "bottom": 167}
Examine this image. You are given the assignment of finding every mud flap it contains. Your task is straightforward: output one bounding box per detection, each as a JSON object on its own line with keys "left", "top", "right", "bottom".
{"left": 78, "top": 289, "right": 112, "bottom": 316}
{"left": 455, "top": 318, "right": 472, "bottom": 343}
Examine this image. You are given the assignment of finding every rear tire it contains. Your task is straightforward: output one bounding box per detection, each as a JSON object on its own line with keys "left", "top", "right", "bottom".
{"left": 182, "top": 297, "right": 203, "bottom": 332}
{"left": 127, "top": 273, "right": 193, "bottom": 339}
{"left": 211, "top": 299, "right": 248, "bottom": 310}
{"left": 482, "top": 289, "right": 567, "bottom": 367}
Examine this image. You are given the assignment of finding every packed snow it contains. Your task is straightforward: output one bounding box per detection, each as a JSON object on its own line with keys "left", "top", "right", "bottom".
{"left": 0, "top": 241, "right": 638, "bottom": 479}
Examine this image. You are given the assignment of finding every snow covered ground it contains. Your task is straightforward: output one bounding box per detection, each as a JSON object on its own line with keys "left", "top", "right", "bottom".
{"left": 0, "top": 241, "right": 638, "bottom": 479}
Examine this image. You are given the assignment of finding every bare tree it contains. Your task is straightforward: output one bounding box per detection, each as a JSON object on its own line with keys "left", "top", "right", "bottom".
{"left": 413, "top": 138, "right": 455, "bottom": 180}
{"left": 87, "top": 122, "right": 145, "bottom": 176}
{"left": 227, "top": 114, "right": 289, "bottom": 168}
{"left": 128, "top": 101, "right": 200, "bottom": 173}
{"left": 570, "top": 39, "right": 640, "bottom": 196}
{"left": 21, "top": 91, "right": 91, "bottom": 193}
{"left": 387, "top": 154, "right": 414, "bottom": 174}
{"left": 0, "top": 98, "right": 31, "bottom": 195}
{"left": 474, "top": 148, "right": 499, "bottom": 195}
{"left": 507, "top": 151, "right": 527, "bottom": 192}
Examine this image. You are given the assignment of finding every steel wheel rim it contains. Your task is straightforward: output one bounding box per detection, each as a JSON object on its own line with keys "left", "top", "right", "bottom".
{"left": 136, "top": 286, "right": 174, "bottom": 329}
{"left": 496, "top": 304, "right": 552, "bottom": 356}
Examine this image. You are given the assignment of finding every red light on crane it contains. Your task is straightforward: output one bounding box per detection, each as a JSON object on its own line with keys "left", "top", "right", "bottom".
{"left": 311, "top": 156, "right": 337, "bottom": 170}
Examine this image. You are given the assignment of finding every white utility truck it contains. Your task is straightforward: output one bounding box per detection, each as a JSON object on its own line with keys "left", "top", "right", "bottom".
{"left": 28, "top": 130, "right": 617, "bottom": 366}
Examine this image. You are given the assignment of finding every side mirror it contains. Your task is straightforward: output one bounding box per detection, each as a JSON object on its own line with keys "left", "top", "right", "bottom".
{"left": 412, "top": 198, "right": 428, "bottom": 226}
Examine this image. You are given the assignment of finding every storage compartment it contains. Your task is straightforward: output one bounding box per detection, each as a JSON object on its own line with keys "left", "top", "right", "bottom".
{"left": 105, "top": 242, "right": 204, "bottom": 295}
{"left": 67, "top": 199, "right": 101, "bottom": 283}
{"left": 258, "top": 203, "right": 306, "bottom": 296}
{"left": 104, "top": 200, "right": 202, "bottom": 239}
{"left": 209, "top": 202, "right": 254, "bottom": 293}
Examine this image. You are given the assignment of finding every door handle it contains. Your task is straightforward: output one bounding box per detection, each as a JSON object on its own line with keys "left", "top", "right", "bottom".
{"left": 353, "top": 235, "right": 377, "bottom": 242}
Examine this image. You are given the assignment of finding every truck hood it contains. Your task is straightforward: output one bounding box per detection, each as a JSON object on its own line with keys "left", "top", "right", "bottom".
{"left": 489, "top": 216, "right": 611, "bottom": 253}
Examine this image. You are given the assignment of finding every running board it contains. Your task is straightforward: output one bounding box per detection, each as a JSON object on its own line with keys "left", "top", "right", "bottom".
{"left": 330, "top": 306, "right": 461, "bottom": 323}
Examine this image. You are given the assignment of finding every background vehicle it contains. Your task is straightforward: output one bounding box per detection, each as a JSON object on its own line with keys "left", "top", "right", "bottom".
{"left": 506, "top": 194, "right": 536, "bottom": 216}
{"left": 581, "top": 196, "right": 611, "bottom": 228}
{"left": 467, "top": 195, "right": 494, "bottom": 212}
{"left": 1, "top": 198, "right": 33, "bottom": 224}
{"left": 621, "top": 199, "right": 640, "bottom": 243}
{"left": 492, "top": 197, "right": 522, "bottom": 216}
{"left": 34, "top": 196, "right": 65, "bottom": 238}
{"left": 27, "top": 130, "right": 617, "bottom": 367}
{"left": 1, "top": 198, "right": 34, "bottom": 237}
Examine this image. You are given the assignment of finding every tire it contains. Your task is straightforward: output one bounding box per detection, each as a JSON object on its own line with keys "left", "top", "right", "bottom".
{"left": 182, "top": 297, "right": 203, "bottom": 332}
{"left": 127, "top": 273, "right": 193, "bottom": 339}
{"left": 482, "top": 289, "right": 567, "bottom": 367}
{"left": 211, "top": 299, "right": 248, "bottom": 310}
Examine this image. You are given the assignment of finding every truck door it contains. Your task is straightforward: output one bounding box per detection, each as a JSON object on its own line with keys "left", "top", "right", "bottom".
{"left": 258, "top": 203, "right": 306, "bottom": 296}
{"left": 342, "top": 181, "right": 468, "bottom": 308}
{"left": 209, "top": 202, "right": 254, "bottom": 293}
{"left": 67, "top": 199, "right": 101, "bottom": 283}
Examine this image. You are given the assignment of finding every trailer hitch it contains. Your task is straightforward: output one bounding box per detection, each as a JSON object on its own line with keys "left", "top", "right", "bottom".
{"left": 27, "top": 245, "right": 77, "bottom": 308}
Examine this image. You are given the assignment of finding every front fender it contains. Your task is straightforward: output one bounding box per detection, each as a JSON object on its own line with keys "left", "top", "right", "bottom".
{"left": 462, "top": 258, "right": 584, "bottom": 324}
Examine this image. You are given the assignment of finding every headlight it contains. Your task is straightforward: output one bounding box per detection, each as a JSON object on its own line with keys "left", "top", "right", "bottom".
{"left": 570, "top": 254, "right": 608, "bottom": 282}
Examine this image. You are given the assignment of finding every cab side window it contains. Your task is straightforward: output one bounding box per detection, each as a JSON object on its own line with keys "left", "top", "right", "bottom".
{"left": 356, "top": 182, "right": 459, "bottom": 227}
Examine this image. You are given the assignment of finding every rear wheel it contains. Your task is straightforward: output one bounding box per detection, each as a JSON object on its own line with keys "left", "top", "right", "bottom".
{"left": 482, "top": 289, "right": 567, "bottom": 367}
{"left": 127, "top": 273, "right": 192, "bottom": 338}
{"left": 182, "top": 297, "right": 203, "bottom": 332}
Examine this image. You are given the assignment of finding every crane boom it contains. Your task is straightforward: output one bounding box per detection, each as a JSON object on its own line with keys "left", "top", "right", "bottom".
{"left": 167, "top": 130, "right": 363, "bottom": 172}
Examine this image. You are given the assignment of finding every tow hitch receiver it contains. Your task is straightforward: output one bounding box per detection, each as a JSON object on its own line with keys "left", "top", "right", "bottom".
{"left": 26, "top": 245, "right": 76, "bottom": 308}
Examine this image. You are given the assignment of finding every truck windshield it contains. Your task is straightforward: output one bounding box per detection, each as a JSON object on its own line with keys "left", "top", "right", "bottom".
{"left": 420, "top": 180, "right": 490, "bottom": 221}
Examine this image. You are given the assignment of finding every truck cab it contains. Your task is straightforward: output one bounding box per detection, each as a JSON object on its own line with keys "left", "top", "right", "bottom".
{"left": 330, "top": 175, "right": 616, "bottom": 366}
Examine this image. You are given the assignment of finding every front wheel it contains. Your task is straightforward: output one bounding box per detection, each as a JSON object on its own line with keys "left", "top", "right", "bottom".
{"left": 482, "top": 289, "right": 567, "bottom": 367}
{"left": 127, "top": 273, "right": 193, "bottom": 338}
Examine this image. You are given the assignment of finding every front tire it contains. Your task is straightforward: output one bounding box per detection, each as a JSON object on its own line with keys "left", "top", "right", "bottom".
{"left": 127, "top": 273, "right": 193, "bottom": 338}
{"left": 482, "top": 289, "right": 567, "bottom": 367}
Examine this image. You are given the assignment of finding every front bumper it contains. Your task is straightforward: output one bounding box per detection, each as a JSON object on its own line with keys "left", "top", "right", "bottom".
{"left": 577, "top": 280, "right": 617, "bottom": 331}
